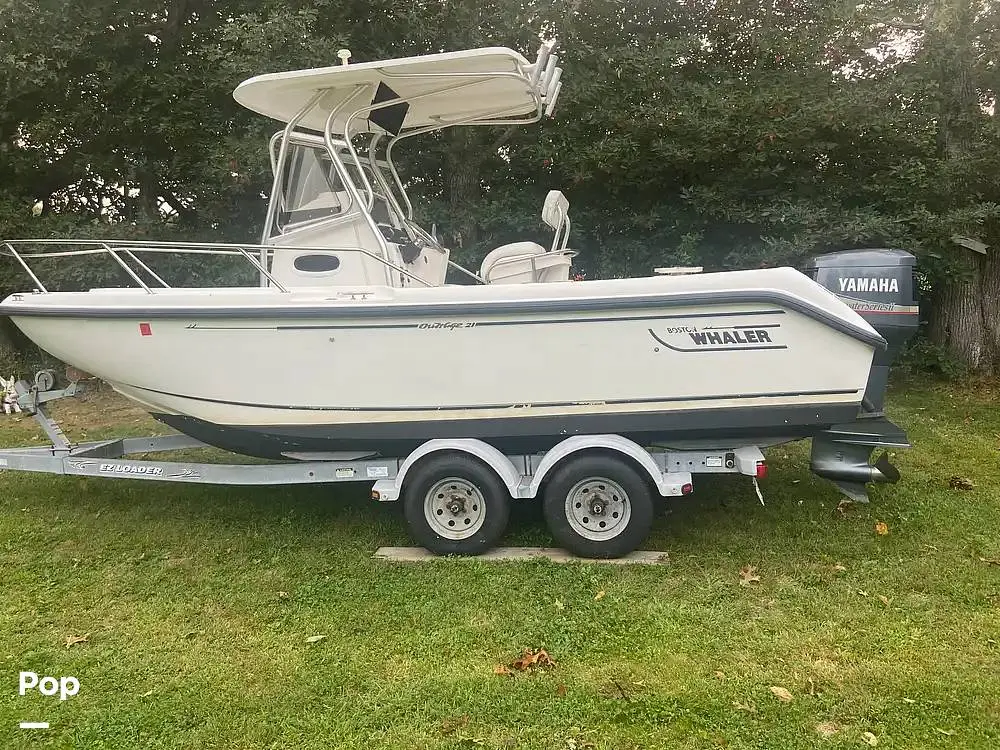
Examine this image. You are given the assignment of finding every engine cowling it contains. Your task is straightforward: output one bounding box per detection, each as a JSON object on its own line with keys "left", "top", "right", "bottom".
{"left": 806, "top": 248, "right": 919, "bottom": 413}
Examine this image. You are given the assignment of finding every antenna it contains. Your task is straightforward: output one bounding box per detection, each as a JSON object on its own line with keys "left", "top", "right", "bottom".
{"left": 337, "top": 49, "right": 352, "bottom": 66}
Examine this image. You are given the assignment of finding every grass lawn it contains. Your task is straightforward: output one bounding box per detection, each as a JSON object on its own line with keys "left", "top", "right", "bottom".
{"left": 1, "top": 382, "right": 998, "bottom": 749}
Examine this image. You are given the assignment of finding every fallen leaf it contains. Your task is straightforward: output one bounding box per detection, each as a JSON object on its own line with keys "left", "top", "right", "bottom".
{"left": 139, "top": 689, "right": 154, "bottom": 698}
{"left": 65, "top": 633, "right": 90, "bottom": 648}
{"left": 815, "top": 721, "right": 840, "bottom": 738}
{"left": 739, "top": 565, "right": 761, "bottom": 586}
{"left": 713, "top": 670, "right": 726, "bottom": 680}
{"left": 733, "top": 700, "right": 756, "bottom": 713}
{"left": 858, "top": 590, "right": 869, "bottom": 597}
{"left": 935, "top": 728, "right": 956, "bottom": 736}
{"left": 979, "top": 557, "right": 1000, "bottom": 566}
{"left": 948, "top": 476, "right": 974, "bottom": 491}
{"left": 493, "top": 664, "right": 511, "bottom": 676}
{"left": 862, "top": 730, "right": 878, "bottom": 746}
{"left": 877, "top": 594, "right": 891, "bottom": 606}
{"left": 277, "top": 591, "right": 289, "bottom": 599}
{"left": 556, "top": 683, "right": 567, "bottom": 696}
{"left": 832, "top": 563, "right": 847, "bottom": 573}
{"left": 510, "top": 647, "right": 556, "bottom": 672}
{"left": 554, "top": 598, "right": 565, "bottom": 610}
{"left": 835, "top": 499, "right": 854, "bottom": 516}
{"left": 594, "top": 590, "right": 605, "bottom": 601}
{"left": 902, "top": 697, "right": 916, "bottom": 704}
{"left": 769, "top": 685, "right": 793, "bottom": 703}
{"left": 874, "top": 521, "right": 889, "bottom": 536}
{"left": 305, "top": 634, "right": 326, "bottom": 644}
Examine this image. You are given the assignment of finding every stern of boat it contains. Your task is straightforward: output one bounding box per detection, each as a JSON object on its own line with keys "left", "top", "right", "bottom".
{"left": 804, "top": 248, "right": 920, "bottom": 501}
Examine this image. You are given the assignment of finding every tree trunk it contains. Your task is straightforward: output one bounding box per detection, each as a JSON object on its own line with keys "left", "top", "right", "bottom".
{"left": 446, "top": 128, "right": 483, "bottom": 251}
{"left": 927, "top": 252, "right": 986, "bottom": 369}
{"left": 978, "top": 244, "right": 1000, "bottom": 369}
{"left": 923, "top": 0, "right": 994, "bottom": 370}
{"left": 139, "top": 168, "right": 160, "bottom": 223}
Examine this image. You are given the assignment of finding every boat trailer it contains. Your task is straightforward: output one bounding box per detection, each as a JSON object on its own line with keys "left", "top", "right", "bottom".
{"left": 0, "top": 375, "right": 780, "bottom": 558}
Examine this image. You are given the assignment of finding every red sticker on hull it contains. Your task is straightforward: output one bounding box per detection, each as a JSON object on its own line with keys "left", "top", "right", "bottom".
{"left": 139, "top": 322, "right": 152, "bottom": 336}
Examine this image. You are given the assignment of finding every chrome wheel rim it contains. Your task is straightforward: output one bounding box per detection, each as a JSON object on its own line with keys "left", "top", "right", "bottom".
{"left": 564, "top": 477, "right": 631, "bottom": 541}
{"left": 424, "top": 477, "right": 487, "bottom": 540}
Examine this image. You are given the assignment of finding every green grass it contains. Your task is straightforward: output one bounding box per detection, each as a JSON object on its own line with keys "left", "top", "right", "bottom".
{"left": 1, "top": 383, "right": 998, "bottom": 749}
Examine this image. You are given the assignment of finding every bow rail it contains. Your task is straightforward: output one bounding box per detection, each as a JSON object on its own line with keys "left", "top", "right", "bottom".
{"left": 0, "top": 238, "right": 438, "bottom": 293}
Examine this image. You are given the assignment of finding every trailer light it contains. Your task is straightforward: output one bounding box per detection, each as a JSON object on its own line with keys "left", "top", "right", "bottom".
{"left": 755, "top": 461, "right": 767, "bottom": 479}
{"left": 370, "top": 489, "right": 381, "bottom": 501}
{"left": 681, "top": 483, "right": 693, "bottom": 495}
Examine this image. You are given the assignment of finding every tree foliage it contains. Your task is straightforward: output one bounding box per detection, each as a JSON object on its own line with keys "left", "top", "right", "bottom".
{"left": 1, "top": 0, "right": 998, "bottom": 370}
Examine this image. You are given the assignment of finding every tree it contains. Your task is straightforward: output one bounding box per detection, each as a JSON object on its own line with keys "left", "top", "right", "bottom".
{"left": 2, "top": 0, "right": 999, "bottom": 373}
{"left": 916, "top": 0, "right": 1000, "bottom": 370}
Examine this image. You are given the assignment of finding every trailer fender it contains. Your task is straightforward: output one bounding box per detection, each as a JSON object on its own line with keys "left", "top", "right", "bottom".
{"left": 370, "top": 439, "right": 522, "bottom": 503}
{"left": 526, "top": 434, "right": 688, "bottom": 499}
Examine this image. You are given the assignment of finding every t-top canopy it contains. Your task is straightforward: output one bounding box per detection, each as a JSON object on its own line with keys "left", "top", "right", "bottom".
{"left": 233, "top": 46, "right": 563, "bottom": 136}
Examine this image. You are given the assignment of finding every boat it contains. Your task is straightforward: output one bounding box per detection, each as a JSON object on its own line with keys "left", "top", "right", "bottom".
{"left": 0, "top": 43, "right": 918, "bottom": 501}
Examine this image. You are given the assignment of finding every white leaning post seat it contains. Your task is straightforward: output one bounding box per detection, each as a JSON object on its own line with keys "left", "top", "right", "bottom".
{"left": 479, "top": 189, "right": 577, "bottom": 284}
{"left": 479, "top": 241, "right": 572, "bottom": 284}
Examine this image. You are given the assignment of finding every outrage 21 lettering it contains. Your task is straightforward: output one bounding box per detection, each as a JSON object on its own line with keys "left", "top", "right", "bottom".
{"left": 417, "top": 321, "right": 476, "bottom": 330}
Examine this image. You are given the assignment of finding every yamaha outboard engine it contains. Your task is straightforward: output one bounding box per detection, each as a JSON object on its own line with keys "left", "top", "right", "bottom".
{"left": 804, "top": 249, "right": 919, "bottom": 501}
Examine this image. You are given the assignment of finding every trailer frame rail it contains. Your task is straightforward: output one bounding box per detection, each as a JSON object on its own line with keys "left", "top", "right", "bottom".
{"left": 0, "top": 377, "right": 765, "bottom": 500}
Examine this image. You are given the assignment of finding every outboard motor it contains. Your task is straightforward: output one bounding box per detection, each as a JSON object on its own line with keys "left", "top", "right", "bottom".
{"left": 803, "top": 249, "right": 920, "bottom": 502}
{"left": 807, "top": 249, "right": 919, "bottom": 412}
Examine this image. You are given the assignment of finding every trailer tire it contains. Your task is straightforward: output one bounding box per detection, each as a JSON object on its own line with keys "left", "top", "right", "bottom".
{"left": 542, "top": 454, "right": 654, "bottom": 559}
{"left": 402, "top": 453, "right": 511, "bottom": 556}
{"left": 34, "top": 369, "right": 57, "bottom": 392}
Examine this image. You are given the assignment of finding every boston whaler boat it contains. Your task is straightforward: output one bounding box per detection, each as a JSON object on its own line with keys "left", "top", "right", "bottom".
{"left": 0, "top": 43, "right": 918, "bottom": 557}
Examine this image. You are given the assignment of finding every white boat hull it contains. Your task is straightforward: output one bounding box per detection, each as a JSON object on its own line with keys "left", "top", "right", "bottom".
{"left": 2, "top": 269, "right": 881, "bottom": 457}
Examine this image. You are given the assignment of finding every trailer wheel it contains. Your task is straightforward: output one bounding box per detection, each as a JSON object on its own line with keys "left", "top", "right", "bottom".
{"left": 402, "top": 453, "right": 511, "bottom": 556}
{"left": 542, "top": 454, "right": 654, "bottom": 559}
{"left": 34, "top": 369, "right": 57, "bottom": 392}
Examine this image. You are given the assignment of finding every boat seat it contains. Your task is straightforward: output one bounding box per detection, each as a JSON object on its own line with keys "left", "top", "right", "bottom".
{"left": 478, "top": 190, "right": 577, "bottom": 284}
{"left": 479, "top": 242, "right": 573, "bottom": 284}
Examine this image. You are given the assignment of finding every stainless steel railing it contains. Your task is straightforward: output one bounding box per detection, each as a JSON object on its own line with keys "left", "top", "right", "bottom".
{"left": 0, "top": 238, "right": 437, "bottom": 293}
